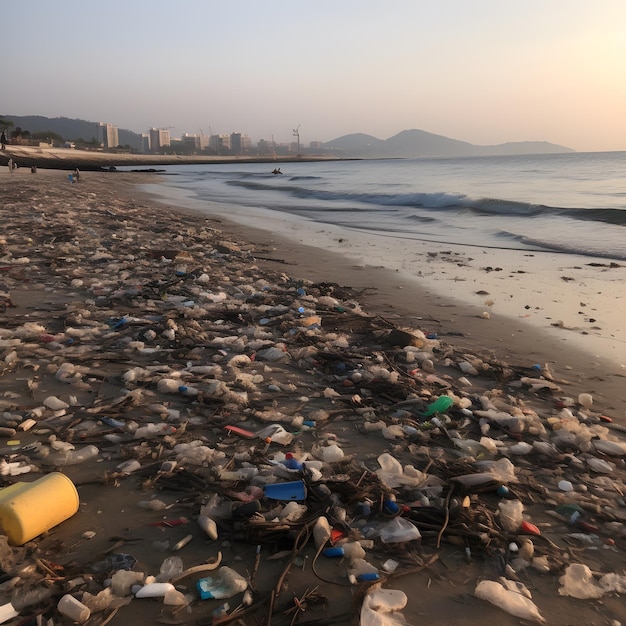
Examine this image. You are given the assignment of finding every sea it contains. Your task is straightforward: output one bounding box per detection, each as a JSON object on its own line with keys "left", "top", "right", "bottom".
{"left": 134, "top": 150, "right": 626, "bottom": 365}
{"left": 137, "top": 150, "right": 626, "bottom": 261}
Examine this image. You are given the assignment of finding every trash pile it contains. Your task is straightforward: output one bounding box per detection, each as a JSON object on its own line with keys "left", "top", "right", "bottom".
{"left": 0, "top": 175, "right": 624, "bottom": 625}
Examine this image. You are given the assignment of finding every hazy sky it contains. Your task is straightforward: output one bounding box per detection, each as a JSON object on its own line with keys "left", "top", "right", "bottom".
{"left": 4, "top": 0, "right": 626, "bottom": 151}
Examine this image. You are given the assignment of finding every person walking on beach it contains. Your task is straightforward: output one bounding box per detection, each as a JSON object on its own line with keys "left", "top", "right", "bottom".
{"left": 0, "top": 131, "right": 6, "bottom": 151}
{"left": 73, "top": 168, "right": 80, "bottom": 183}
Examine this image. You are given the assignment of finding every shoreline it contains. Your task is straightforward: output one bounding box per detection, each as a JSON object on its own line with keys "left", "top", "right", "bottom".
{"left": 137, "top": 177, "right": 626, "bottom": 419}
{"left": 0, "top": 145, "right": 350, "bottom": 171}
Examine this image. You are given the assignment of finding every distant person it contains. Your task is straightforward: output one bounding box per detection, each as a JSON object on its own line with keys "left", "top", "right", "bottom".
{"left": 7, "top": 158, "right": 12, "bottom": 173}
{"left": 73, "top": 167, "right": 80, "bottom": 182}
{"left": 0, "top": 131, "right": 6, "bottom": 151}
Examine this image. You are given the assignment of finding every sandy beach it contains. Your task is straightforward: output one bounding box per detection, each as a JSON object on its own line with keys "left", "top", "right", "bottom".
{"left": 0, "top": 165, "right": 625, "bottom": 625}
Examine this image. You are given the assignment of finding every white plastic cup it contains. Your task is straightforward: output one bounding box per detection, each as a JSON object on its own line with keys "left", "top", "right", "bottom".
{"left": 57, "top": 594, "right": 90, "bottom": 623}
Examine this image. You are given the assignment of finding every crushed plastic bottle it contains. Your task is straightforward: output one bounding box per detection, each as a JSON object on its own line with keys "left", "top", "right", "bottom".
{"left": 156, "top": 556, "right": 184, "bottom": 582}
{"left": 379, "top": 517, "right": 421, "bottom": 543}
{"left": 498, "top": 500, "right": 524, "bottom": 533}
{"left": 41, "top": 444, "right": 99, "bottom": 466}
{"left": 475, "top": 578, "right": 545, "bottom": 623}
{"left": 134, "top": 423, "right": 176, "bottom": 439}
{"left": 558, "top": 563, "right": 604, "bottom": 599}
{"left": 360, "top": 588, "right": 408, "bottom": 626}
{"left": 196, "top": 566, "right": 248, "bottom": 600}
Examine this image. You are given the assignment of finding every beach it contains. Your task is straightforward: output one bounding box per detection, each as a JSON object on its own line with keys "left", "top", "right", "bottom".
{"left": 0, "top": 165, "right": 625, "bottom": 625}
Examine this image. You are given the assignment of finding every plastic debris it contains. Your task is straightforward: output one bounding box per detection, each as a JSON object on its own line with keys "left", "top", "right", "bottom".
{"left": 0, "top": 171, "right": 624, "bottom": 626}
{"left": 475, "top": 578, "right": 545, "bottom": 623}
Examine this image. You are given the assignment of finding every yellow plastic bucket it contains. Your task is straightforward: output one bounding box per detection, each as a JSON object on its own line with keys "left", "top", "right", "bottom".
{"left": 0, "top": 473, "right": 79, "bottom": 545}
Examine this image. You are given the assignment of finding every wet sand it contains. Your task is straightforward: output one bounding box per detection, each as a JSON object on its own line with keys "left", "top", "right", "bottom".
{"left": 0, "top": 168, "right": 625, "bottom": 626}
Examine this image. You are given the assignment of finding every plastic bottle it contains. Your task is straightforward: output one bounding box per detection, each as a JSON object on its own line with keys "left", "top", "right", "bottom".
{"left": 135, "top": 583, "right": 175, "bottom": 598}
{"left": 339, "top": 541, "right": 366, "bottom": 559}
{"left": 348, "top": 558, "right": 379, "bottom": 584}
{"left": 41, "top": 445, "right": 99, "bottom": 466}
{"left": 134, "top": 423, "right": 176, "bottom": 439}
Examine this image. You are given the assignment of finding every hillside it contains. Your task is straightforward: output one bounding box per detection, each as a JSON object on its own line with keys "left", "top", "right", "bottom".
{"left": 0, "top": 115, "right": 141, "bottom": 150}
{"left": 323, "top": 129, "right": 573, "bottom": 158}
{"left": 0, "top": 115, "right": 574, "bottom": 158}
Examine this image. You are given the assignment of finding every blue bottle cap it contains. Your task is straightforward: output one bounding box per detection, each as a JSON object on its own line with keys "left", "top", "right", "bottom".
{"left": 383, "top": 499, "right": 400, "bottom": 515}
{"left": 322, "top": 547, "right": 345, "bottom": 558}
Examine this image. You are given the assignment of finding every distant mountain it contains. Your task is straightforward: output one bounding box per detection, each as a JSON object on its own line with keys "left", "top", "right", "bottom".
{"left": 0, "top": 115, "right": 141, "bottom": 149}
{"left": 1, "top": 115, "right": 573, "bottom": 158}
{"left": 324, "top": 128, "right": 573, "bottom": 158}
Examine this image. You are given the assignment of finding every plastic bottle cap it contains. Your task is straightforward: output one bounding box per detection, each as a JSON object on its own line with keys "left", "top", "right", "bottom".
{"left": 383, "top": 499, "right": 400, "bottom": 515}
{"left": 322, "top": 546, "right": 345, "bottom": 558}
{"left": 357, "top": 573, "right": 380, "bottom": 582}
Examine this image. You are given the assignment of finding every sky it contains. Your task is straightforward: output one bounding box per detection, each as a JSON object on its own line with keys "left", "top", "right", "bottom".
{"left": 4, "top": 0, "right": 626, "bottom": 152}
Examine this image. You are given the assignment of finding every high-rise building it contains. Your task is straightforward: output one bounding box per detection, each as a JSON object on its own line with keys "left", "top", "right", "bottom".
{"left": 209, "top": 134, "right": 231, "bottom": 153}
{"left": 96, "top": 122, "right": 119, "bottom": 149}
{"left": 139, "top": 133, "right": 150, "bottom": 154}
{"left": 149, "top": 127, "right": 171, "bottom": 152}
{"left": 230, "top": 132, "right": 251, "bottom": 155}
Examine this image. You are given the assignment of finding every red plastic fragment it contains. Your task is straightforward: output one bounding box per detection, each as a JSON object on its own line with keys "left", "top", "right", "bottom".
{"left": 520, "top": 521, "right": 541, "bottom": 535}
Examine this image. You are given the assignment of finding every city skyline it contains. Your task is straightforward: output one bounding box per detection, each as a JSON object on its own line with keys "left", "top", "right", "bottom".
{"left": 4, "top": 1, "right": 626, "bottom": 153}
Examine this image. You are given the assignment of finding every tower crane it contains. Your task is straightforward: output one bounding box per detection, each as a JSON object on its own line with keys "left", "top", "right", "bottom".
{"left": 292, "top": 124, "right": 301, "bottom": 158}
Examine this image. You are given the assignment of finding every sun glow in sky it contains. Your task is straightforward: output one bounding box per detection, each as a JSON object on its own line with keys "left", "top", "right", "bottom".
{"left": 4, "top": 0, "right": 626, "bottom": 151}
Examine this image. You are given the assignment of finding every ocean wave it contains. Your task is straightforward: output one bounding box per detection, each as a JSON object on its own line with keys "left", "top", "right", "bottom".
{"left": 510, "top": 234, "right": 626, "bottom": 261}
{"left": 226, "top": 180, "right": 626, "bottom": 227}
{"left": 563, "top": 207, "right": 626, "bottom": 226}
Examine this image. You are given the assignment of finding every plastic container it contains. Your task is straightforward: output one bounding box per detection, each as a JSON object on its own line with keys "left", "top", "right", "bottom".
{"left": 57, "top": 594, "right": 90, "bottom": 623}
{"left": 264, "top": 480, "right": 307, "bottom": 501}
{"left": 0, "top": 472, "right": 79, "bottom": 545}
